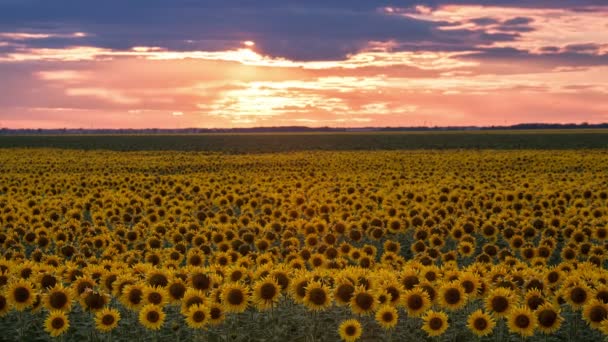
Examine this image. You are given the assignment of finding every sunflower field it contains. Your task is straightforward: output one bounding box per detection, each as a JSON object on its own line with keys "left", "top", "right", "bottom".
{"left": 1, "top": 148, "right": 608, "bottom": 341}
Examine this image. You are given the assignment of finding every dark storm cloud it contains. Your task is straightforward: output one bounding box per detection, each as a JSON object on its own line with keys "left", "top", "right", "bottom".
{"left": 0, "top": 0, "right": 605, "bottom": 60}
{"left": 465, "top": 46, "right": 608, "bottom": 67}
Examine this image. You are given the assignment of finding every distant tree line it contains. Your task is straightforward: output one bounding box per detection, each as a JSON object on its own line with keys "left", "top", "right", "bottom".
{"left": 1, "top": 123, "right": 607, "bottom": 135}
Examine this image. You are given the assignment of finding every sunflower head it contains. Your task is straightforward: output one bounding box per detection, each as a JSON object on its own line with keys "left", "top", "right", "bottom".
{"left": 422, "top": 310, "right": 449, "bottom": 337}
{"left": 375, "top": 305, "right": 399, "bottom": 329}
{"left": 138, "top": 304, "right": 166, "bottom": 330}
{"left": 402, "top": 287, "right": 431, "bottom": 317}
{"left": 583, "top": 299, "right": 608, "bottom": 329}
{"left": 7, "top": 279, "right": 35, "bottom": 311}
{"left": 467, "top": 309, "right": 495, "bottom": 337}
{"left": 44, "top": 310, "right": 70, "bottom": 337}
{"left": 338, "top": 319, "right": 362, "bottom": 342}
{"left": 44, "top": 284, "right": 73, "bottom": 312}
{"left": 95, "top": 307, "right": 121, "bottom": 333}
{"left": 185, "top": 304, "right": 210, "bottom": 329}
{"left": 304, "top": 280, "right": 332, "bottom": 312}
{"left": 536, "top": 303, "right": 563, "bottom": 334}
{"left": 220, "top": 283, "right": 250, "bottom": 313}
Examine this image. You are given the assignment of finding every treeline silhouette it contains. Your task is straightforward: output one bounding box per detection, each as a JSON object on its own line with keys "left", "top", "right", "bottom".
{"left": 0, "top": 123, "right": 607, "bottom": 135}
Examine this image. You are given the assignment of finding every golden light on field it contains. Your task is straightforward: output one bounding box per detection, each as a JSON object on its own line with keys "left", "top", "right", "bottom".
{"left": 1, "top": 148, "right": 608, "bottom": 340}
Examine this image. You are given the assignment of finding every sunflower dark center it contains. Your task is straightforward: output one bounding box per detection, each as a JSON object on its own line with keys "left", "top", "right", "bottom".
{"left": 169, "top": 283, "right": 186, "bottom": 299}
{"left": 84, "top": 292, "right": 106, "bottom": 310}
{"left": 407, "top": 294, "right": 423, "bottom": 310}
{"left": 149, "top": 274, "right": 168, "bottom": 287}
{"left": 191, "top": 274, "right": 210, "bottom": 291}
{"left": 41, "top": 275, "right": 57, "bottom": 289}
{"left": 148, "top": 292, "right": 162, "bottom": 305}
{"left": 429, "top": 317, "right": 444, "bottom": 330}
{"left": 49, "top": 292, "right": 68, "bottom": 309}
{"left": 382, "top": 312, "right": 394, "bottom": 322}
{"left": 336, "top": 284, "right": 354, "bottom": 302}
{"left": 102, "top": 314, "right": 115, "bottom": 325}
{"left": 538, "top": 309, "right": 557, "bottom": 327}
{"left": 597, "top": 291, "right": 608, "bottom": 304}
{"left": 274, "top": 273, "right": 289, "bottom": 290}
{"left": 461, "top": 281, "right": 475, "bottom": 294}
{"left": 260, "top": 283, "right": 277, "bottom": 300}
{"left": 474, "top": 317, "right": 487, "bottom": 330}
{"left": 14, "top": 287, "right": 30, "bottom": 303}
{"left": 128, "top": 289, "right": 143, "bottom": 304}
{"left": 515, "top": 314, "right": 530, "bottom": 328}
{"left": 146, "top": 310, "right": 160, "bottom": 323}
{"left": 210, "top": 307, "right": 222, "bottom": 319}
{"left": 192, "top": 310, "right": 206, "bottom": 322}
{"left": 355, "top": 292, "right": 374, "bottom": 311}
{"left": 296, "top": 281, "right": 308, "bottom": 298}
{"left": 570, "top": 287, "right": 587, "bottom": 304}
{"left": 444, "top": 288, "right": 461, "bottom": 304}
{"left": 51, "top": 317, "right": 65, "bottom": 329}
{"left": 402, "top": 276, "right": 419, "bottom": 290}
{"left": 527, "top": 296, "right": 544, "bottom": 310}
{"left": 185, "top": 296, "right": 204, "bottom": 308}
{"left": 227, "top": 289, "right": 244, "bottom": 305}
{"left": 491, "top": 296, "right": 508, "bottom": 312}
{"left": 308, "top": 288, "right": 327, "bottom": 305}
{"left": 589, "top": 305, "right": 608, "bottom": 322}
{"left": 230, "top": 271, "right": 243, "bottom": 282}
{"left": 345, "top": 325, "right": 357, "bottom": 336}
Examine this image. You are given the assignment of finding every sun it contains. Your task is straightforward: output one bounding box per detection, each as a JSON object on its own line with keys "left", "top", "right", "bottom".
{"left": 243, "top": 41, "right": 255, "bottom": 47}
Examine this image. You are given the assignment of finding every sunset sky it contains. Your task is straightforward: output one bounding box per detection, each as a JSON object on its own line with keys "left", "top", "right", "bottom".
{"left": 1, "top": 1, "right": 607, "bottom": 128}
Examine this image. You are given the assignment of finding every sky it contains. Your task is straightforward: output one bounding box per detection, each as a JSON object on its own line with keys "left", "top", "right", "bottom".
{"left": 0, "top": 1, "right": 607, "bottom": 128}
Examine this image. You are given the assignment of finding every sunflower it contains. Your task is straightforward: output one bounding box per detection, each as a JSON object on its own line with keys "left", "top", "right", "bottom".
{"left": 333, "top": 278, "right": 356, "bottom": 306}
{"left": 139, "top": 304, "right": 166, "bottom": 330}
{"left": 582, "top": 299, "right": 608, "bottom": 329}
{"left": 7, "top": 279, "right": 35, "bottom": 311}
{"left": 524, "top": 289, "right": 545, "bottom": 311}
{"left": 379, "top": 280, "right": 404, "bottom": 307}
{"left": 220, "top": 283, "right": 250, "bottom": 313}
{"left": 167, "top": 277, "right": 188, "bottom": 303}
{"left": 44, "top": 310, "right": 70, "bottom": 337}
{"left": 73, "top": 276, "right": 97, "bottom": 296}
{"left": 402, "top": 288, "right": 431, "bottom": 317}
{"left": 535, "top": 303, "right": 563, "bottom": 334}
{"left": 80, "top": 289, "right": 109, "bottom": 312}
{"left": 421, "top": 310, "right": 449, "bottom": 337}
{"left": 208, "top": 302, "right": 226, "bottom": 326}
{"left": 120, "top": 283, "right": 145, "bottom": 310}
{"left": 467, "top": 309, "right": 495, "bottom": 337}
{"left": 563, "top": 282, "right": 591, "bottom": 310}
{"left": 181, "top": 288, "right": 207, "bottom": 314}
{"left": 43, "top": 284, "right": 73, "bottom": 312}
{"left": 252, "top": 277, "right": 281, "bottom": 311}
{"left": 338, "top": 319, "right": 362, "bottom": 342}
{"left": 185, "top": 304, "right": 210, "bottom": 329}
{"left": 95, "top": 307, "right": 120, "bottom": 332}
{"left": 458, "top": 272, "right": 480, "bottom": 299}
{"left": 143, "top": 285, "right": 169, "bottom": 306}
{"left": 438, "top": 281, "right": 467, "bottom": 311}
{"left": 485, "top": 287, "right": 516, "bottom": 318}
{"left": 303, "top": 280, "right": 333, "bottom": 311}
{"left": 350, "top": 285, "right": 377, "bottom": 315}
{"left": 375, "top": 305, "right": 398, "bottom": 329}
{"left": 458, "top": 241, "right": 475, "bottom": 257}
{"left": 507, "top": 306, "right": 537, "bottom": 337}
{"left": 289, "top": 273, "right": 310, "bottom": 304}
{"left": 0, "top": 293, "right": 9, "bottom": 317}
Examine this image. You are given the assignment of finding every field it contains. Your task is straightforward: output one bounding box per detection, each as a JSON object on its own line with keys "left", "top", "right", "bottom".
{"left": 1, "top": 136, "right": 608, "bottom": 341}
{"left": 1, "top": 130, "right": 608, "bottom": 152}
